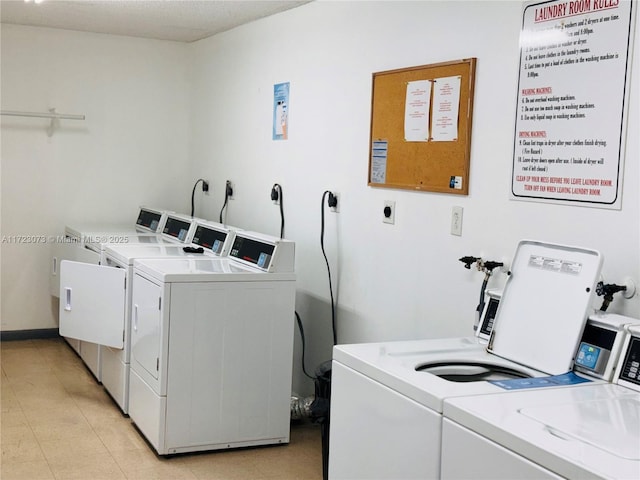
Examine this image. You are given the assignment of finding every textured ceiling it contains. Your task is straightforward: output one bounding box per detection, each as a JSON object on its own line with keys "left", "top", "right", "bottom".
{"left": 0, "top": 0, "right": 311, "bottom": 43}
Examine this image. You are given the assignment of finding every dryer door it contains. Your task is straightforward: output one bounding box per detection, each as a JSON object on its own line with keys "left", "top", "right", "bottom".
{"left": 59, "top": 260, "right": 126, "bottom": 349}
{"left": 50, "top": 242, "right": 100, "bottom": 297}
{"left": 131, "top": 272, "right": 163, "bottom": 385}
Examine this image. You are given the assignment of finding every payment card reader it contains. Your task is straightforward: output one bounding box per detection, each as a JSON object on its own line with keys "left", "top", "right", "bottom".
{"left": 574, "top": 313, "right": 640, "bottom": 382}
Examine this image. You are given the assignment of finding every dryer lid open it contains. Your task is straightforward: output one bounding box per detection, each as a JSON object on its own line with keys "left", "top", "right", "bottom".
{"left": 488, "top": 240, "right": 603, "bottom": 375}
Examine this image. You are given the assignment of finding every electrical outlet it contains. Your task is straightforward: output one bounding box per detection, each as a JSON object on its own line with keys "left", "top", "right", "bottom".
{"left": 271, "top": 184, "right": 281, "bottom": 205}
{"left": 451, "top": 206, "right": 463, "bottom": 236}
{"left": 226, "top": 181, "right": 234, "bottom": 200}
{"left": 383, "top": 200, "right": 395, "bottom": 224}
{"left": 329, "top": 192, "right": 339, "bottom": 213}
{"left": 203, "top": 180, "right": 210, "bottom": 195}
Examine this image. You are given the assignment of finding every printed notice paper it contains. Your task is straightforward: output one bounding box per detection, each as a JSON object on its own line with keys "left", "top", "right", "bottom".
{"left": 371, "top": 140, "right": 388, "bottom": 184}
{"left": 404, "top": 80, "right": 432, "bottom": 141}
{"left": 431, "top": 76, "right": 461, "bottom": 142}
{"left": 273, "top": 82, "right": 290, "bottom": 140}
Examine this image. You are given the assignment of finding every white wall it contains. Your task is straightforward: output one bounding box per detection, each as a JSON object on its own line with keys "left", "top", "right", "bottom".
{"left": 1, "top": 1, "right": 638, "bottom": 397}
{"left": 188, "top": 1, "right": 639, "bottom": 394}
{"left": 1, "top": 25, "right": 192, "bottom": 331}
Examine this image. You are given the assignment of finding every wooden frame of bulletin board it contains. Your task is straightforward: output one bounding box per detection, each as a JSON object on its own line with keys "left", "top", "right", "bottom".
{"left": 368, "top": 58, "right": 476, "bottom": 195}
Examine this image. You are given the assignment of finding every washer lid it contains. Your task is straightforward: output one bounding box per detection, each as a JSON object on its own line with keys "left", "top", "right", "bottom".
{"left": 520, "top": 396, "right": 640, "bottom": 460}
{"left": 488, "top": 240, "right": 603, "bottom": 375}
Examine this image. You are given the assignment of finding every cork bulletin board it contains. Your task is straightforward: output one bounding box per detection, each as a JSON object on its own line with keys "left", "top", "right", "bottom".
{"left": 368, "top": 58, "right": 477, "bottom": 195}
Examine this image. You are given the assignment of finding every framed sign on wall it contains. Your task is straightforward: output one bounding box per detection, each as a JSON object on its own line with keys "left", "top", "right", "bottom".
{"left": 511, "top": 0, "right": 636, "bottom": 209}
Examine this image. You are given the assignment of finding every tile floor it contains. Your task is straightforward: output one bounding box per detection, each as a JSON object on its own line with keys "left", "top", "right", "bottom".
{"left": 1, "top": 338, "right": 324, "bottom": 480}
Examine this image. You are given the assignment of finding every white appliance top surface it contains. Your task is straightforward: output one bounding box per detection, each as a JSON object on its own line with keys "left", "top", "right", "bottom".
{"left": 65, "top": 223, "right": 139, "bottom": 237}
{"left": 588, "top": 312, "right": 640, "bottom": 330}
{"left": 443, "top": 384, "right": 640, "bottom": 479}
{"left": 133, "top": 257, "right": 296, "bottom": 282}
{"left": 99, "top": 234, "right": 171, "bottom": 247}
{"left": 104, "top": 244, "right": 215, "bottom": 265}
{"left": 333, "top": 338, "right": 582, "bottom": 413}
{"left": 489, "top": 240, "right": 603, "bottom": 375}
{"left": 82, "top": 233, "right": 171, "bottom": 253}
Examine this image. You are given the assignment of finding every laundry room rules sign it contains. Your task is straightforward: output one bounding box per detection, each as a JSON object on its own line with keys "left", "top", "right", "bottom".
{"left": 511, "top": 0, "right": 635, "bottom": 209}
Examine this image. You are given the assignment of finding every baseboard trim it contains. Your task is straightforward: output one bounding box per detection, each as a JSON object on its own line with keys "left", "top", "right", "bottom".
{"left": 1, "top": 329, "right": 60, "bottom": 342}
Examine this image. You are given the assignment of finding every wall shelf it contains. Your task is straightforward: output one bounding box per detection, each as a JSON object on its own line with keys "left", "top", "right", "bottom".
{"left": 1, "top": 108, "right": 85, "bottom": 136}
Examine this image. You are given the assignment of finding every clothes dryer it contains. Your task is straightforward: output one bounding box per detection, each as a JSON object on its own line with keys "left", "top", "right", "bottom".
{"left": 441, "top": 323, "right": 640, "bottom": 479}
{"left": 329, "top": 240, "right": 603, "bottom": 479}
{"left": 58, "top": 222, "right": 236, "bottom": 412}
{"left": 126, "top": 231, "right": 296, "bottom": 455}
{"left": 50, "top": 207, "right": 173, "bottom": 363}
{"left": 51, "top": 206, "right": 173, "bottom": 298}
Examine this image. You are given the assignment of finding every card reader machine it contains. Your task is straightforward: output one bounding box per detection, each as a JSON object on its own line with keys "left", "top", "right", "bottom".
{"left": 574, "top": 313, "right": 640, "bottom": 381}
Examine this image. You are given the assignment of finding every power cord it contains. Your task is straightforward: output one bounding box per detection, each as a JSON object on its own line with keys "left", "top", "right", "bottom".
{"left": 321, "top": 190, "right": 337, "bottom": 346}
{"left": 190, "top": 179, "right": 208, "bottom": 217}
{"left": 296, "top": 312, "right": 315, "bottom": 380}
{"left": 271, "top": 183, "right": 285, "bottom": 238}
{"left": 267, "top": 183, "right": 311, "bottom": 378}
{"left": 269, "top": 184, "right": 313, "bottom": 379}
{"left": 219, "top": 180, "right": 233, "bottom": 223}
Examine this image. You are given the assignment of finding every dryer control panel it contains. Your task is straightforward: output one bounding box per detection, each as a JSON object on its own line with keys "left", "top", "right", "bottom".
{"left": 229, "top": 231, "right": 294, "bottom": 273}
{"left": 162, "top": 214, "right": 196, "bottom": 243}
{"left": 136, "top": 207, "right": 166, "bottom": 233}
{"left": 191, "top": 222, "right": 235, "bottom": 256}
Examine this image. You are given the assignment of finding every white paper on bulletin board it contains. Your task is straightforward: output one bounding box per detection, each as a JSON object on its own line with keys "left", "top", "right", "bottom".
{"left": 431, "top": 76, "right": 461, "bottom": 142}
{"left": 404, "top": 80, "right": 432, "bottom": 141}
{"left": 370, "top": 140, "right": 388, "bottom": 183}
{"left": 511, "top": 0, "right": 636, "bottom": 209}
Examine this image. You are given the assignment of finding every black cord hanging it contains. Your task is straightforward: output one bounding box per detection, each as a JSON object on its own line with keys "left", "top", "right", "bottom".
{"left": 321, "top": 191, "right": 337, "bottom": 346}
{"left": 219, "top": 181, "right": 232, "bottom": 223}
{"left": 190, "top": 178, "right": 206, "bottom": 218}
{"left": 296, "top": 312, "right": 315, "bottom": 380}
{"left": 271, "top": 183, "right": 285, "bottom": 238}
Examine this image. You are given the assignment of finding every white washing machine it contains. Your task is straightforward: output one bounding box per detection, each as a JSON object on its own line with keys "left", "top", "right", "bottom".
{"left": 441, "top": 323, "right": 640, "bottom": 479}
{"left": 329, "top": 240, "right": 603, "bottom": 479}
{"left": 127, "top": 232, "right": 296, "bottom": 455}
{"left": 58, "top": 221, "right": 236, "bottom": 411}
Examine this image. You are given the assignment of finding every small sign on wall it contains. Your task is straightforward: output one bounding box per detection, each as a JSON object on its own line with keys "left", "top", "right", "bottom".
{"left": 273, "top": 82, "right": 290, "bottom": 140}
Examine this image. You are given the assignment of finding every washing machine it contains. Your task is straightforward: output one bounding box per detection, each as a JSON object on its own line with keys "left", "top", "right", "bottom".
{"left": 328, "top": 240, "right": 603, "bottom": 479}
{"left": 58, "top": 221, "right": 236, "bottom": 412}
{"left": 127, "top": 231, "right": 296, "bottom": 454}
{"left": 441, "top": 323, "right": 640, "bottom": 479}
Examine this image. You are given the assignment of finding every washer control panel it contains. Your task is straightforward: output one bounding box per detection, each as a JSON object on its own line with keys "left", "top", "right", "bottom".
{"left": 617, "top": 334, "right": 640, "bottom": 390}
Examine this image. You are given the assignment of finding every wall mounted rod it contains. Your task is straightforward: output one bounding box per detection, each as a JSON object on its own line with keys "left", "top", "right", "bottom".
{"left": 1, "top": 110, "right": 85, "bottom": 120}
